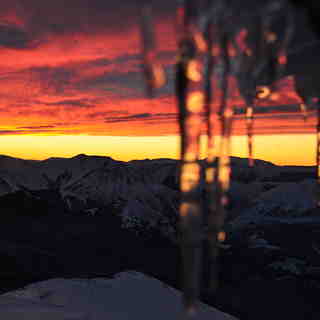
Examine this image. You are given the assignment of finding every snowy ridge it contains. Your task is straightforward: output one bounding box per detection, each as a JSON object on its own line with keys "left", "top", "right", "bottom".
{"left": 230, "top": 179, "right": 318, "bottom": 229}
{"left": 250, "top": 180, "right": 317, "bottom": 215}
{"left": 0, "top": 154, "right": 278, "bottom": 197}
{"left": 121, "top": 183, "right": 179, "bottom": 239}
{"left": 0, "top": 271, "right": 237, "bottom": 320}
{"left": 0, "top": 154, "right": 317, "bottom": 236}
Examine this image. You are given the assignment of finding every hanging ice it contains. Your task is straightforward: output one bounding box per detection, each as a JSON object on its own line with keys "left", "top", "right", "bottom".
{"left": 139, "top": 1, "right": 301, "bottom": 318}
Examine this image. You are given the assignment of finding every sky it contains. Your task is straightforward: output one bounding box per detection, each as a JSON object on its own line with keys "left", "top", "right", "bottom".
{"left": 0, "top": 0, "right": 319, "bottom": 165}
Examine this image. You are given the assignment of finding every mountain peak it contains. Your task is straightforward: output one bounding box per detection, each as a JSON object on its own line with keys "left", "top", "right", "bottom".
{"left": 72, "top": 153, "right": 88, "bottom": 159}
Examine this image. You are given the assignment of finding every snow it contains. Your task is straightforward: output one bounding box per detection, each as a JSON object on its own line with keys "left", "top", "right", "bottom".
{"left": 0, "top": 154, "right": 317, "bottom": 237}
{"left": 121, "top": 183, "right": 178, "bottom": 238}
{"left": 0, "top": 271, "right": 237, "bottom": 320}
{"left": 229, "top": 180, "right": 318, "bottom": 229}
{"left": 249, "top": 180, "right": 317, "bottom": 215}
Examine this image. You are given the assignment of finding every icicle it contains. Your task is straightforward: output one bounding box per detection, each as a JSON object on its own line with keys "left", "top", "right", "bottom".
{"left": 175, "top": 0, "right": 203, "bottom": 315}
{"left": 217, "top": 34, "right": 233, "bottom": 212}
{"left": 207, "top": 32, "right": 233, "bottom": 293}
{"left": 275, "top": 3, "right": 295, "bottom": 83}
{"left": 299, "top": 103, "right": 308, "bottom": 122}
{"left": 316, "top": 100, "right": 320, "bottom": 206}
{"left": 231, "top": 26, "right": 256, "bottom": 168}
{"left": 246, "top": 105, "right": 254, "bottom": 167}
{"left": 138, "top": 1, "right": 301, "bottom": 316}
{"left": 139, "top": 4, "right": 165, "bottom": 97}
{"left": 208, "top": 108, "right": 233, "bottom": 293}
{"left": 218, "top": 107, "right": 233, "bottom": 207}
{"left": 203, "top": 0, "right": 215, "bottom": 171}
{"left": 256, "top": 1, "right": 294, "bottom": 92}
{"left": 202, "top": 0, "right": 217, "bottom": 296}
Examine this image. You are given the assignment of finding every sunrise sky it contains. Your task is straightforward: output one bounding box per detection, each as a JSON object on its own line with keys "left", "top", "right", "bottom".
{"left": 0, "top": 0, "right": 319, "bottom": 165}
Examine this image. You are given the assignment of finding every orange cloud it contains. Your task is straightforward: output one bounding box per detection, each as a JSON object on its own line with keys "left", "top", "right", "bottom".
{"left": 0, "top": 1, "right": 316, "bottom": 141}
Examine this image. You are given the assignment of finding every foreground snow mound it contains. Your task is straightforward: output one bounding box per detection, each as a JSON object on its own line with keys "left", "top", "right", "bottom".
{"left": 0, "top": 271, "right": 237, "bottom": 320}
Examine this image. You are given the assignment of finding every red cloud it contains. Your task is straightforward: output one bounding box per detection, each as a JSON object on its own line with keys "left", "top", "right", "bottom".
{"left": 0, "top": 1, "right": 315, "bottom": 138}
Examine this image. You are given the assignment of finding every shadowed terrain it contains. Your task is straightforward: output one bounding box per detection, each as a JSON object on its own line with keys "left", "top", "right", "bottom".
{"left": 0, "top": 154, "right": 319, "bottom": 319}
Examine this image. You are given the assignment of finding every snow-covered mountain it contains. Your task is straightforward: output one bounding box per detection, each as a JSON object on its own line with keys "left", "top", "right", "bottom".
{"left": 0, "top": 154, "right": 318, "bottom": 320}
{"left": 0, "top": 271, "right": 237, "bottom": 320}
{"left": 0, "top": 154, "right": 317, "bottom": 236}
{"left": 0, "top": 154, "right": 178, "bottom": 201}
{"left": 229, "top": 179, "right": 319, "bottom": 230}
{"left": 121, "top": 183, "right": 179, "bottom": 239}
{"left": 0, "top": 153, "right": 313, "bottom": 197}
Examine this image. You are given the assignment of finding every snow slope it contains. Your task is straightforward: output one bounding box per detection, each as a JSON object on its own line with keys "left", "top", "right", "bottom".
{"left": 0, "top": 271, "right": 237, "bottom": 320}
{"left": 230, "top": 179, "right": 318, "bottom": 230}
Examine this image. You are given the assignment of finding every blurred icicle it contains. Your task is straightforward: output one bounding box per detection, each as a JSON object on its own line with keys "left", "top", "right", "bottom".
{"left": 217, "top": 33, "right": 233, "bottom": 229}
{"left": 139, "top": 4, "right": 166, "bottom": 97}
{"left": 299, "top": 103, "right": 308, "bottom": 122}
{"left": 201, "top": 0, "right": 217, "bottom": 295}
{"left": 294, "top": 78, "right": 319, "bottom": 202}
{"left": 316, "top": 99, "right": 320, "bottom": 206}
{"left": 241, "top": 34, "right": 256, "bottom": 168}
{"left": 138, "top": 1, "right": 301, "bottom": 317}
{"left": 175, "top": 0, "right": 204, "bottom": 315}
{"left": 234, "top": 2, "right": 293, "bottom": 167}
{"left": 201, "top": 0, "right": 223, "bottom": 174}
{"left": 274, "top": 2, "right": 295, "bottom": 84}
{"left": 294, "top": 78, "right": 313, "bottom": 122}
{"left": 207, "top": 31, "right": 233, "bottom": 293}
{"left": 233, "top": 28, "right": 256, "bottom": 167}
{"left": 246, "top": 106, "right": 254, "bottom": 167}
{"left": 203, "top": 0, "right": 215, "bottom": 167}
{"left": 240, "top": 5, "right": 279, "bottom": 166}
{"left": 251, "top": 1, "right": 294, "bottom": 89}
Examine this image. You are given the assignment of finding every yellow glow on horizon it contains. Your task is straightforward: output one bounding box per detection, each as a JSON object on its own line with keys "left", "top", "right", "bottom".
{"left": 227, "top": 134, "right": 315, "bottom": 166}
{"left": 199, "top": 134, "right": 315, "bottom": 166}
{"left": 0, "top": 134, "right": 315, "bottom": 166}
{"left": 0, "top": 135, "right": 180, "bottom": 161}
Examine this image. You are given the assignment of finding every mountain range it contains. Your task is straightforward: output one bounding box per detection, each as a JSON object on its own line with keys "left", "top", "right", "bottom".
{"left": 0, "top": 153, "right": 317, "bottom": 235}
{"left": 0, "top": 154, "right": 319, "bottom": 320}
